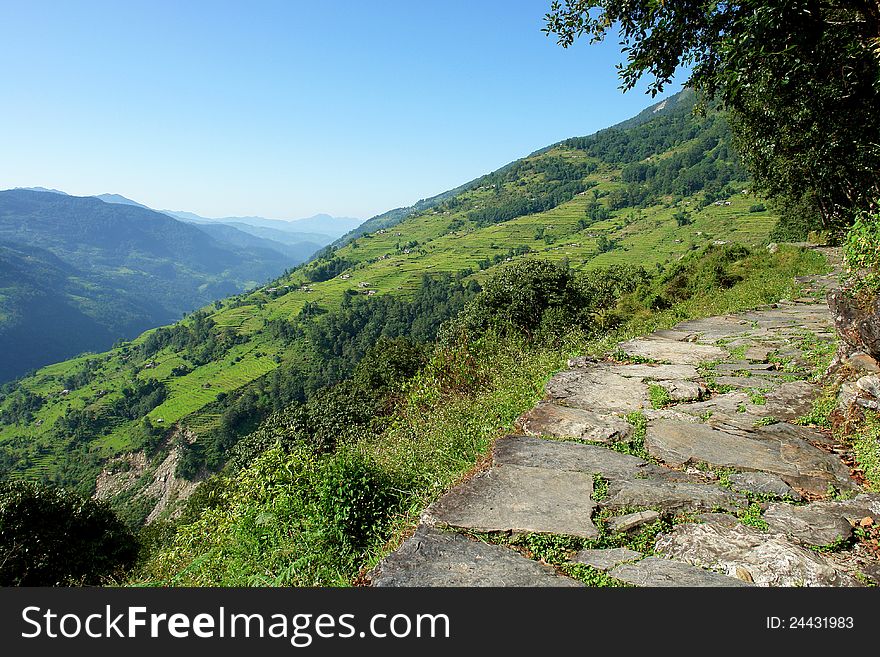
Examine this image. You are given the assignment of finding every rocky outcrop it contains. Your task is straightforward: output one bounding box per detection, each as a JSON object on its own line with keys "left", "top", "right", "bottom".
{"left": 93, "top": 426, "right": 202, "bottom": 524}
{"left": 828, "top": 288, "right": 880, "bottom": 363}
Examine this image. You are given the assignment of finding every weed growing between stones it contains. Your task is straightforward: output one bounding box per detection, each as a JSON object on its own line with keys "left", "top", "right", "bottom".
{"left": 592, "top": 474, "right": 609, "bottom": 502}
{"left": 648, "top": 383, "right": 673, "bottom": 409}
{"left": 737, "top": 502, "right": 769, "bottom": 531}
{"left": 796, "top": 386, "right": 837, "bottom": 428}
{"left": 617, "top": 411, "right": 649, "bottom": 459}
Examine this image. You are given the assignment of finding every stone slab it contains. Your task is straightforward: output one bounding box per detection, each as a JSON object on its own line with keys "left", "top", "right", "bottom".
{"left": 424, "top": 464, "right": 599, "bottom": 538}
{"left": 370, "top": 526, "right": 583, "bottom": 587}
{"left": 728, "top": 472, "right": 801, "bottom": 501}
{"left": 655, "top": 522, "right": 858, "bottom": 587}
{"left": 546, "top": 368, "right": 650, "bottom": 413}
{"left": 606, "top": 363, "right": 701, "bottom": 380}
{"left": 609, "top": 556, "right": 751, "bottom": 587}
{"left": 617, "top": 336, "right": 728, "bottom": 365}
{"left": 600, "top": 478, "right": 744, "bottom": 513}
{"left": 655, "top": 379, "right": 709, "bottom": 402}
{"left": 764, "top": 503, "right": 853, "bottom": 547}
{"left": 645, "top": 419, "right": 854, "bottom": 495}
{"left": 517, "top": 402, "right": 631, "bottom": 443}
{"left": 573, "top": 548, "right": 643, "bottom": 571}
{"left": 606, "top": 510, "right": 661, "bottom": 534}
{"left": 492, "top": 434, "right": 649, "bottom": 479}
{"left": 711, "top": 376, "right": 781, "bottom": 391}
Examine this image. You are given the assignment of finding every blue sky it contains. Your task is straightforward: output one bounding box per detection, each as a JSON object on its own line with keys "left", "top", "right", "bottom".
{"left": 0, "top": 1, "right": 686, "bottom": 220}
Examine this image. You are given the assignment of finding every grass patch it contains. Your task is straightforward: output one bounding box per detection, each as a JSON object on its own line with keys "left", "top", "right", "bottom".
{"left": 737, "top": 502, "right": 769, "bottom": 530}
{"left": 648, "top": 383, "right": 673, "bottom": 409}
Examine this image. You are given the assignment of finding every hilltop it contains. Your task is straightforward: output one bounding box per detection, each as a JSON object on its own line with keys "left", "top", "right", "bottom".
{"left": 0, "top": 90, "right": 779, "bottom": 515}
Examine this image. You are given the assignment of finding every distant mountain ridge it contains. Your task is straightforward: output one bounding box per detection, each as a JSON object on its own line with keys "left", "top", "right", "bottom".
{"left": 0, "top": 190, "right": 306, "bottom": 381}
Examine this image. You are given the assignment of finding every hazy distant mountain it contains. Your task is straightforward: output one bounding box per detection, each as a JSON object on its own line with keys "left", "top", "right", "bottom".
{"left": 13, "top": 186, "right": 68, "bottom": 195}
{"left": 191, "top": 221, "right": 323, "bottom": 262}
{"left": 93, "top": 193, "right": 150, "bottom": 208}
{"left": 164, "top": 210, "right": 363, "bottom": 240}
{"left": 285, "top": 213, "right": 363, "bottom": 237}
{"left": 93, "top": 194, "right": 335, "bottom": 261}
{"left": 0, "top": 189, "right": 298, "bottom": 381}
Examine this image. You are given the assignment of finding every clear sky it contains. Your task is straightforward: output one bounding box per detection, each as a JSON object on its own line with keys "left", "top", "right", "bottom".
{"left": 0, "top": 0, "right": 685, "bottom": 220}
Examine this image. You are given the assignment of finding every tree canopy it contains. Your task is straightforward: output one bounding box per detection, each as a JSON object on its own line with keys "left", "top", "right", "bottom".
{"left": 544, "top": 1, "right": 880, "bottom": 234}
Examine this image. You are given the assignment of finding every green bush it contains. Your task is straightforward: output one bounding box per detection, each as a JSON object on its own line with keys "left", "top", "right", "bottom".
{"left": 315, "top": 448, "right": 398, "bottom": 550}
{"left": 451, "top": 259, "right": 648, "bottom": 340}
{"left": 0, "top": 481, "right": 138, "bottom": 585}
{"left": 844, "top": 209, "right": 880, "bottom": 293}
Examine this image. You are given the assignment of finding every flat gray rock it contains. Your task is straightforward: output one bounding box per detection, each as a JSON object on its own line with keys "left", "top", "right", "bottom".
{"left": 607, "top": 363, "right": 701, "bottom": 380}
{"left": 698, "top": 513, "right": 740, "bottom": 527}
{"left": 655, "top": 379, "right": 709, "bottom": 402}
{"left": 609, "top": 556, "right": 751, "bottom": 587}
{"left": 669, "top": 316, "right": 754, "bottom": 341}
{"left": 370, "top": 526, "right": 583, "bottom": 587}
{"left": 618, "top": 336, "right": 728, "bottom": 365}
{"left": 764, "top": 503, "right": 853, "bottom": 546}
{"left": 711, "top": 376, "right": 780, "bottom": 391}
{"left": 761, "top": 381, "right": 820, "bottom": 420}
{"left": 546, "top": 367, "right": 650, "bottom": 413}
{"left": 606, "top": 510, "right": 661, "bottom": 534}
{"left": 728, "top": 472, "right": 801, "bottom": 500}
{"left": 714, "top": 362, "right": 779, "bottom": 374}
{"left": 600, "top": 478, "right": 744, "bottom": 513}
{"left": 492, "top": 434, "right": 649, "bottom": 479}
{"left": 645, "top": 420, "right": 854, "bottom": 495}
{"left": 424, "top": 464, "right": 599, "bottom": 538}
{"left": 744, "top": 345, "right": 774, "bottom": 362}
{"left": 517, "top": 402, "right": 631, "bottom": 443}
{"left": 655, "top": 522, "right": 858, "bottom": 587}
{"left": 574, "top": 548, "right": 643, "bottom": 571}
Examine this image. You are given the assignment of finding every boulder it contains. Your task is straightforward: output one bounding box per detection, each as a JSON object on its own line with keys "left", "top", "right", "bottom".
{"left": 828, "top": 288, "right": 880, "bottom": 361}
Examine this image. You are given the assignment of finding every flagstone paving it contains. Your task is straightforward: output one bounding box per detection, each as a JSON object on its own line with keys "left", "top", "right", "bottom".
{"left": 369, "top": 249, "right": 880, "bottom": 587}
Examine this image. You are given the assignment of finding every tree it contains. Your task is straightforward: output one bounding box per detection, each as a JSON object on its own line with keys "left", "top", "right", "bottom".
{"left": 544, "top": 1, "right": 880, "bottom": 234}
{"left": 674, "top": 210, "right": 693, "bottom": 227}
{"left": 0, "top": 481, "right": 138, "bottom": 585}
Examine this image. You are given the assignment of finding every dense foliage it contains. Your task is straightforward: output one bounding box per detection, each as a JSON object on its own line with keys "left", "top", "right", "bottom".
{"left": 0, "top": 480, "right": 138, "bottom": 585}
{"left": 844, "top": 208, "right": 880, "bottom": 293}
{"left": 545, "top": 1, "right": 880, "bottom": 234}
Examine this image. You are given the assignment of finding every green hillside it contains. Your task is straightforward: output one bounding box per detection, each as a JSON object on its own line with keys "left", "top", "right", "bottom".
{"left": 0, "top": 191, "right": 301, "bottom": 381}
{"left": 0, "top": 90, "right": 779, "bottom": 504}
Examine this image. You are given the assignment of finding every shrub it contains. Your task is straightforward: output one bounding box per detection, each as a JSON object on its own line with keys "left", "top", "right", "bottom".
{"left": 315, "top": 448, "right": 398, "bottom": 550}
{"left": 0, "top": 481, "right": 138, "bottom": 585}
{"left": 844, "top": 209, "right": 880, "bottom": 294}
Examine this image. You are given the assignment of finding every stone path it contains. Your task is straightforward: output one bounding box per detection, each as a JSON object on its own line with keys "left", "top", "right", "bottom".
{"left": 369, "top": 251, "right": 880, "bottom": 587}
